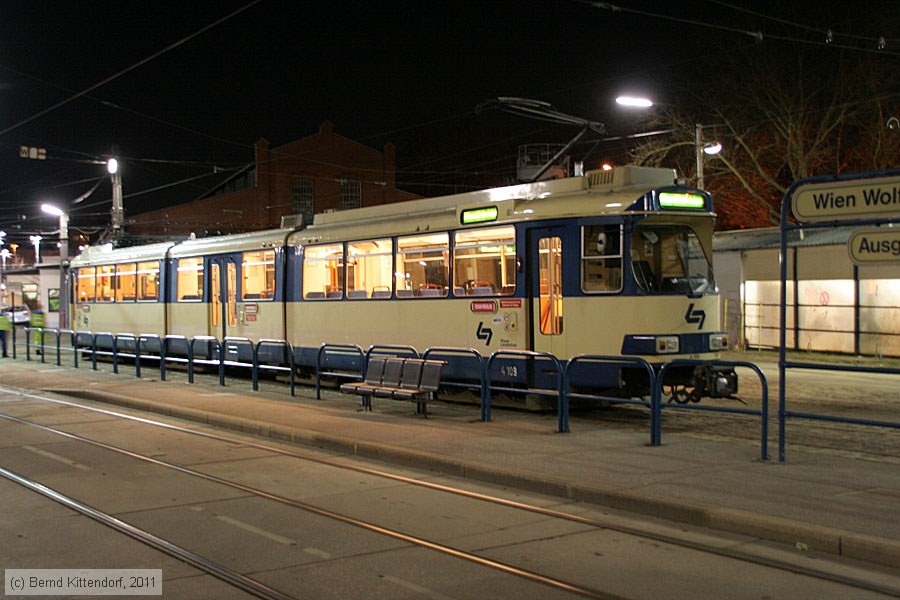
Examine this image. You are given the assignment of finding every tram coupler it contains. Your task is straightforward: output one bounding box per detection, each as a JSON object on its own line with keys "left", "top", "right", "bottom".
{"left": 694, "top": 364, "right": 738, "bottom": 398}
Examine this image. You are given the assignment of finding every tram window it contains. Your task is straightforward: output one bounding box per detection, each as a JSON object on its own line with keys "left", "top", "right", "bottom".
{"left": 630, "top": 224, "right": 714, "bottom": 295}
{"left": 453, "top": 226, "right": 516, "bottom": 296}
{"left": 396, "top": 233, "right": 449, "bottom": 297}
{"left": 76, "top": 267, "right": 96, "bottom": 303}
{"left": 303, "top": 244, "right": 344, "bottom": 299}
{"left": 242, "top": 250, "right": 275, "bottom": 300}
{"left": 137, "top": 261, "right": 159, "bottom": 301}
{"left": 581, "top": 224, "right": 623, "bottom": 293}
{"left": 96, "top": 265, "right": 115, "bottom": 302}
{"left": 114, "top": 263, "right": 137, "bottom": 302}
{"left": 177, "top": 257, "right": 204, "bottom": 301}
{"left": 347, "top": 239, "right": 392, "bottom": 299}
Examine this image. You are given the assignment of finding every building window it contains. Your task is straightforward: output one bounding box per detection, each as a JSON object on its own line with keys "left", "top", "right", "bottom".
{"left": 339, "top": 179, "right": 362, "bottom": 210}
{"left": 291, "top": 178, "right": 314, "bottom": 221}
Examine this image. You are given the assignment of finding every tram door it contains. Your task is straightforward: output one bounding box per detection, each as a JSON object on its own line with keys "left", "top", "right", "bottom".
{"left": 528, "top": 228, "right": 566, "bottom": 358}
{"left": 208, "top": 257, "right": 238, "bottom": 340}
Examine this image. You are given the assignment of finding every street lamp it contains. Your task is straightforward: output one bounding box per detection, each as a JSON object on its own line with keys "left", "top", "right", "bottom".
{"left": 108, "top": 158, "right": 124, "bottom": 243}
{"left": 41, "top": 203, "right": 69, "bottom": 328}
{"left": 616, "top": 95, "right": 722, "bottom": 189}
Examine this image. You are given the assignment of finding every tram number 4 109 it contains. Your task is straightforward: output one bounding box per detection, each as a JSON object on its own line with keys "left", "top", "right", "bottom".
{"left": 500, "top": 365, "right": 518, "bottom": 377}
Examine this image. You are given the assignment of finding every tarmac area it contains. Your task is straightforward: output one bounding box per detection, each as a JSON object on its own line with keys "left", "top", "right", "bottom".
{"left": 0, "top": 351, "right": 898, "bottom": 572}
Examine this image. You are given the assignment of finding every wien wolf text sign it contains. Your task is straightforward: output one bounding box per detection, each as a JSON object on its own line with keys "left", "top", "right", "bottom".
{"left": 792, "top": 175, "right": 900, "bottom": 222}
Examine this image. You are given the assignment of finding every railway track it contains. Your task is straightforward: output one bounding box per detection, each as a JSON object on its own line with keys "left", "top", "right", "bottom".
{"left": 1, "top": 386, "right": 897, "bottom": 599}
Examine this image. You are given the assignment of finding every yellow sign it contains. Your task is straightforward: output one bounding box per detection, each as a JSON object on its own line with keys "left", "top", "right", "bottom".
{"left": 792, "top": 175, "right": 900, "bottom": 222}
{"left": 848, "top": 229, "right": 900, "bottom": 264}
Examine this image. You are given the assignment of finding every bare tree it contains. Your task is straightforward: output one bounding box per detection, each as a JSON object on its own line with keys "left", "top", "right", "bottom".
{"left": 628, "top": 40, "right": 899, "bottom": 230}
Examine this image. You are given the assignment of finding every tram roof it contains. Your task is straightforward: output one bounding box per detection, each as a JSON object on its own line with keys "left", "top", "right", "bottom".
{"left": 290, "top": 166, "right": 678, "bottom": 245}
{"left": 70, "top": 241, "right": 176, "bottom": 267}
{"left": 167, "top": 228, "right": 291, "bottom": 258}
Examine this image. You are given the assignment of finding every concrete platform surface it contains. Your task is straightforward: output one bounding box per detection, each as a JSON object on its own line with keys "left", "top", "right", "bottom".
{"left": 0, "top": 357, "right": 897, "bottom": 570}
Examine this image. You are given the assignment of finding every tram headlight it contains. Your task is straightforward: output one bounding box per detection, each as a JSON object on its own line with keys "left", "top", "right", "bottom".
{"left": 656, "top": 336, "right": 679, "bottom": 354}
{"left": 709, "top": 333, "right": 729, "bottom": 351}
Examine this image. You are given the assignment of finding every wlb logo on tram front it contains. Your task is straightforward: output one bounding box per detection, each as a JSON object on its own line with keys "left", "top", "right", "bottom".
{"left": 685, "top": 303, "right": 706, "bottom": 329}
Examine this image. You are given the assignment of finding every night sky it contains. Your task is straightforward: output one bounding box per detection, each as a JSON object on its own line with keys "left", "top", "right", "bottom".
{"left": 0, "top": 0, "right": 886, "bottom": 245}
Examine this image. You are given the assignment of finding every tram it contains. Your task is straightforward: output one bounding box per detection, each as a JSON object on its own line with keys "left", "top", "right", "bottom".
{"left": 68, "top": 166, "right": 737, "bottom": 403}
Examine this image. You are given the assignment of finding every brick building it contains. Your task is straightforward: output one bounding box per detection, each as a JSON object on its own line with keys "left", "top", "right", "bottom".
{"left": 128, "top": 121, "right": 420, "bottom": 238}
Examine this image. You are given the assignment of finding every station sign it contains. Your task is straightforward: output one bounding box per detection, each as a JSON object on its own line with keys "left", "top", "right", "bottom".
{"left": 848, "top": 229, "right": 900, "bottom": 264}
{"left": 791, "top": 174, "right": 900, "bottom": 222}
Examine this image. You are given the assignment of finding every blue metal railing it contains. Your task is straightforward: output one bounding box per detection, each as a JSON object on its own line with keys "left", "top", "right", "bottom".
{"left": 656, "top": 359, "right": 770, "bottom": 461}
{"left": 254, "top": 339, "right": 295, "bottom": 395}
{"left": 9, "top": 328, "right": 788, "bottom": 454}
{"left": 563, "top": 355, "right": 658, "bottom": 444}
{"left": 421, "top": 347, "right": 487, "bottom": 418}
{"left": 315, "top": 343, "right": 365, "bottom": 399}
{"left": 485, "top": 350, "right": 567, "bottom": 432}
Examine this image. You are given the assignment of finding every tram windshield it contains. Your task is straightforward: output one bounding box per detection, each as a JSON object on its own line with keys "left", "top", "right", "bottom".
{"left": 630, "top": 224, "right": 714, "bottom": 296}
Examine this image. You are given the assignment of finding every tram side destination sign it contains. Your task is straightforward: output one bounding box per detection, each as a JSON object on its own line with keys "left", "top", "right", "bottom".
{"left": 792, "top": 174, "right": 900, "bottom": 222}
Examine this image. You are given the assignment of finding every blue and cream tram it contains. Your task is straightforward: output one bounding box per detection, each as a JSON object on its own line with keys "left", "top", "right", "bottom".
{"left": 69, "top": 166, "right": 737, "bottom": 403}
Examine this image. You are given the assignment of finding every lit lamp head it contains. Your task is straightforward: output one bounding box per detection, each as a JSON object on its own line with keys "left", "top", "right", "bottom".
{"left": 703, "top": 142, "right": 723, "bottom": 155}
{"left": 41, "top": 203, "right": 65, "bottom": 217}
{"left": 615, "top": 96, "right": 654, "bottom": 108}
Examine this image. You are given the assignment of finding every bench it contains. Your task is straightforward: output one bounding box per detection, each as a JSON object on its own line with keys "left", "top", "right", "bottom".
{"left": 339, "top": 357, "right": 444, "bottom": 417}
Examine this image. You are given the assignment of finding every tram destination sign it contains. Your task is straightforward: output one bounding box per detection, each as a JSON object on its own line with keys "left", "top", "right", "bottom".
{"left": 791, "top": 174, "right": 900, "bottom": 223}
{"left": 848, "top": 229, "right": 900, "bottom": 264}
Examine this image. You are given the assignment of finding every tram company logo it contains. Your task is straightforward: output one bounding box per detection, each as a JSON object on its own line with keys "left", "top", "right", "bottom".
{"left": 476, "top": 322, "right": 493, "bottom": 345}
{"left": 684, "top": 303, "right": 706, "bottom": 329}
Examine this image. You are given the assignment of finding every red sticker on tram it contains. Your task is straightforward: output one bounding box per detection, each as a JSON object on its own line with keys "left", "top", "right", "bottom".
{"left": 499, "top": 299, "right": 521, "bottom": 309}
{"left": 470, "top": 301, "right": 497, "bottom": 313}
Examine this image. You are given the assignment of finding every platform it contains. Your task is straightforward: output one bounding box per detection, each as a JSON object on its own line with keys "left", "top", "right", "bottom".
{"left": 0, "top": 356, "right": 897, "bottom": 570}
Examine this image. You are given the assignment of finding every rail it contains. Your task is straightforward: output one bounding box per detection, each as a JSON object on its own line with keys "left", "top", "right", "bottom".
{"left": 656, "top": 359, "right": 770, "bottom": 461}
{"left": 485, "top": 350, "right": 567, "bottom": 432}
{"left": 563, "top": 355, "right": 658, "bottom": 444}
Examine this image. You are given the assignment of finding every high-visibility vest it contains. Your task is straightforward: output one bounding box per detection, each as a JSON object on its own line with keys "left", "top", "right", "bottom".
{"left": 0, "top": 315, "right": 11, "bottom": 332}
{"left": 31, "top": 312, "right": 46, "bottom": 344}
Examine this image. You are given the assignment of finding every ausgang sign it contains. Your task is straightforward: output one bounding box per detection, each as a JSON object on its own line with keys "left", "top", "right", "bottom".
{"left": 848, "top": 229, "right": 900, "bottom": 264}
{"left": 792, "top": 174, "right": 900, "bottom": 222}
